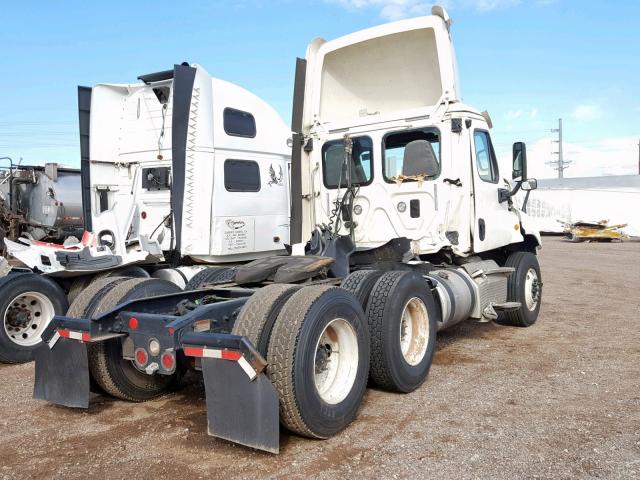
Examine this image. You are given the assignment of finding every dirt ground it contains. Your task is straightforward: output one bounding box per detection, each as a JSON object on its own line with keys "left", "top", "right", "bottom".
{"left": 1, "top": 237, "right": 639, "bottom": 479}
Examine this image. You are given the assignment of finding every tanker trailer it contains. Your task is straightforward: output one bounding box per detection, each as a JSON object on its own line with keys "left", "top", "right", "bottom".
{"left": 0, "top": 159, "right": 83, "bottom": 246}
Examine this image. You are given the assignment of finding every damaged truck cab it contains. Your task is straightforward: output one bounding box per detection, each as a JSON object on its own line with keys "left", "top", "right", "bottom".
{"left": 294, "top": 9, "right": 539, "bottom": 257}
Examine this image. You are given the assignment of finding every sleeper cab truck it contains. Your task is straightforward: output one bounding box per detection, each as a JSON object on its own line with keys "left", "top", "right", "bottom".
{"left": 0, "top": 63, "right": 291, "bottom": 364}
{"left": 33, "top": 7, "right": 541, "bottom": 454}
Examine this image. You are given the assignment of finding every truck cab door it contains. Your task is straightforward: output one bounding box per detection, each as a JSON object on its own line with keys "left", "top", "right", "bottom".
{"left": 470, "top": 128, "right": 520, "bottom": 252}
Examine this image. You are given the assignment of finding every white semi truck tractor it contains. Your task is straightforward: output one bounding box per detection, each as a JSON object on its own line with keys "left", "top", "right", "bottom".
{"left": 33, "top": 6, "right": 542, "bottom": 454}
{"left": 0, "top": 63, "right": 292, "bottom": 363}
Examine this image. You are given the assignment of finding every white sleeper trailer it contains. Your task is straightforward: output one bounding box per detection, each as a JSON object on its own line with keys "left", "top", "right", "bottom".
{"left": 0, "top": 64, "right": 291, "bottom": 363}
{"left": 34, "top": 6, "right": 543, "bottom": 454}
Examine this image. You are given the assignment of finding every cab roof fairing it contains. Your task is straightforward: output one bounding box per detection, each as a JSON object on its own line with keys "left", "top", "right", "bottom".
{"left": 302, "top": 12, "right": 460, "bottom": 132}
{"left": 210, "top": 76, "right": 292, "bottom": 157}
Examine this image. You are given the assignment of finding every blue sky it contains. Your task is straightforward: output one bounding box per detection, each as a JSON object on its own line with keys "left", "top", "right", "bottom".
{"left": 1, "top": 0, "right": 638, "bottom": 178}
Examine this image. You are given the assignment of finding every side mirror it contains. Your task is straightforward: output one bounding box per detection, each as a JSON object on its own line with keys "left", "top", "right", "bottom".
{"left": 521, "top": 178, "right": 537, "bottom": 191}
{"left": 512, "top": 142, "right": 527, "bottom": 180}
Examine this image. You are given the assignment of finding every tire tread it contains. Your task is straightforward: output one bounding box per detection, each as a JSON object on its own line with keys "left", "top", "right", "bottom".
{"left": 184, "top": 267, "right": 235, "bottom": 290}
{"left": 500, "top": 252, "right": 541, "bottom": 327}
{"left": 232, "top": 284, "right": 299, "bottom": 357}
{"left": 267, "top": 285, "right": 336, "bottom": 438}
{"left": 366, "top": 271, "right": 406, "bottom": 390}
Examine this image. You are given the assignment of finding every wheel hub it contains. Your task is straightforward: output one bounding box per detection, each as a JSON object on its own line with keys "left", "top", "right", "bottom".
{"left": 399, "top": 297, "right": 430, "bottom": 366}
{"left": 524, "top": 269, "right": 541, "bottom": 311}
{"left": 315, "top": 344, "right": 332, "bottom": 374}
{"left": 3, "top": 292, "right": 55, "bottom": 347}
{"left": 6, "top": 308, "right": 31, "bottom": 329}
{"left": 313, "top": 318, "right": 359, "bottom": 405}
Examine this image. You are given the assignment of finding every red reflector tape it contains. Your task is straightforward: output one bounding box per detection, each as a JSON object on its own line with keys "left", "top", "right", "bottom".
{"left": 57, "top": 328, "right": 91, "bottom": 342}
{"left": 182, "top": 346, "right": 242, "bottom": 361}
{"left": 182, "top": 345, "right": 257, "bottom": 380}
{"left": 183, "top": 346, "right": 204, "bottom": 358}
{"left": 221, "top": 350, "right": 242, "bottom": 361}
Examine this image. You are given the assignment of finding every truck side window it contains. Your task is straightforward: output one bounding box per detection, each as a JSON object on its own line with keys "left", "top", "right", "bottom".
{"left": 223, "top": 108, "right": 256, "bottom": 138}
{"left": 473, "top": 130, "right": 499, "bottom": 183}
{"left": 383, "top": 128, "right": 440, "bottom": 182}
{"left": 224, "top": 159, "right": 260, "bottom": 192}
{"left": 322, "top": 136, "right": 373, "bottom": 189}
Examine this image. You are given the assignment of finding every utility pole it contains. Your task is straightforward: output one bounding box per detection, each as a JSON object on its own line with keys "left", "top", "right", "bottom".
{"left": 637, "top": 138, "right": 640, "bottom": 175}
{"left": 548, "top": 118, "right": 572, "bottom": 178}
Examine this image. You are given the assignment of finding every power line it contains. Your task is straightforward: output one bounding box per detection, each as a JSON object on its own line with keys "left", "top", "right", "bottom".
{"left": 547, "top": 118, "right": 572, "bottom": 178}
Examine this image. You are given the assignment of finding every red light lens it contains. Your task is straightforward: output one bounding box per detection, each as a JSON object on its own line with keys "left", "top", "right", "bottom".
{"left": 161, "top": 352, "right": 175, "bottom": 370}
{"left": 129, "top": 317, "right": 138, "bottom": 330}
{"left": 135, "top": 349, "right": 148, "bottom": 366}
{"left": 141, "top": 211, "right": 147, "bottom": 219}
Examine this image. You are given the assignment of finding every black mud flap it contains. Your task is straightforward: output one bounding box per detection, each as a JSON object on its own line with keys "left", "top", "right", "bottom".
{"left": 33, "top": 338, "right": 90, "bottom": 408}
{"left": 202, "top": 357, "right": 279, "bottom": 453}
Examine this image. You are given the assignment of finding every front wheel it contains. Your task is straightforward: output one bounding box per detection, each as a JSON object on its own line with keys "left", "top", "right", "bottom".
{"left": 498, "top": 251, "right": 543, "bottom": 327}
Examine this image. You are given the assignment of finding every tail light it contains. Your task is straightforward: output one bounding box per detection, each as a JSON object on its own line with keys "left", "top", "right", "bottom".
{"left": 135, "top": 348, "right": 149, "bottom": 367}
{"left": 161, "top": 352, "right": 175, "bottom": 371}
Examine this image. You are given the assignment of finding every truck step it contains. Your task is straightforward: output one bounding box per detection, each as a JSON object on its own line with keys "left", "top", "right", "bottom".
{"left": 480, "top": 301, "right": 521, "bottom": 322}
{"left": 492, "top": 301, "right": 521, "bottom": 311}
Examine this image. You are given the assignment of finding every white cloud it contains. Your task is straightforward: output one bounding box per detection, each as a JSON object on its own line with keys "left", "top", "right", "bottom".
{"left": 506, "top": 109, "right": 523, "bottom": 120}
{"left": 326, "top": 0, "right": 525, "bottom": 20}
{"left": 470, "top": 0, "right": 520, "bottom": 11}
{"left": 505, "top": 108, "right": 538, "bottom": 121}
{"left": 572, "top": 104, "right": 602, "bottom": 121}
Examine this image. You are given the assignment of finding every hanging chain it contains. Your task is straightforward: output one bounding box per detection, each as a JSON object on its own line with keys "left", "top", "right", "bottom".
{"left": 157, "top": 103, "right": 168, "bottom": 160}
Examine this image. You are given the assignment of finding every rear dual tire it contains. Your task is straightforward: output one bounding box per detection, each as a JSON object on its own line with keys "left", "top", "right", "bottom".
{"left": 88, "top": 278, "right": 183, "bottom": 402}
{"left": 231, "top": 284, "right": 300, "bottom": 357}
{"left": 69, "top": 277, "right": 182, "bottom": 401}
{"left": 68, "top": 266, "right": 150, "bottom": 303}
{"left": 366, "top": 271, "right": 437, "bottom": 393}
{"left": 234, "top": 285, "right": 370, "bottom": 439}
{"left": 267, "top": 286, "right": 370, "bottom": 438}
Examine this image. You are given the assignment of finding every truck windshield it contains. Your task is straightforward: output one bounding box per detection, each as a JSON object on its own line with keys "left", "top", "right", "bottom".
{"left": 322, "top": 136, "right": 373, "bottom": 189}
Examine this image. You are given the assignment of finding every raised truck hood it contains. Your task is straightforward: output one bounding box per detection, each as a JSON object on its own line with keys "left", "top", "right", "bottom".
{"left": 303, "top": 6, "right": 459, "bottom": 129}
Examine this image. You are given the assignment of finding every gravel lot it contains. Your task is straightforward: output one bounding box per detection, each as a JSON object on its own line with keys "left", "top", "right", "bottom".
{"left": 1, "top": 236, "right": 638, "bottom": 479}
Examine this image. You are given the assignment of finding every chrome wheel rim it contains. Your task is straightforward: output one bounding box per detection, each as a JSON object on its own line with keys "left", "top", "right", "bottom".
{"left": 3, "top": 291, "right": 55, "bottom": 347}
{"left": 524, "top": 268, "right": 540, "bottom": 311}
